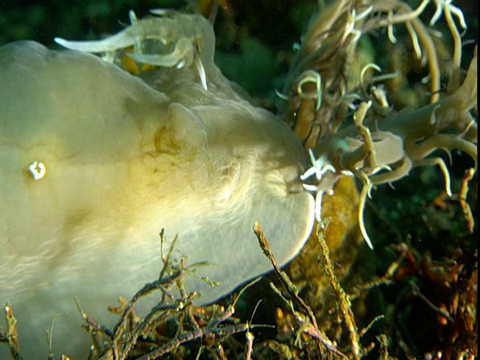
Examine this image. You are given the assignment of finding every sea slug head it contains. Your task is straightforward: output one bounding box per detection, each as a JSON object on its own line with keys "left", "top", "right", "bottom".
{"left": 0, "top": 11, "right": 315, "bottom": 358}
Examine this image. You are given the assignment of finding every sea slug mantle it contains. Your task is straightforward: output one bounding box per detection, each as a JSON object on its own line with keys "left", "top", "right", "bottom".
{"left": 0, "top": 11, "right": 314, "bottom": 358}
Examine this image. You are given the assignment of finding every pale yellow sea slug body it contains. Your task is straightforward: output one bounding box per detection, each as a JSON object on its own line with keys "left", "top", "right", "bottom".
{"left": 0, "top": 12, "right": 314, "bottom": 358}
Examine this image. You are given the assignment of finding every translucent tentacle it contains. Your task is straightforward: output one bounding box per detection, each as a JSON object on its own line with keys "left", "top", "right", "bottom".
{"left": 54, "top": 28, "right": 138, "bottom": 53}
{"left": 413, "top": 157, "right": 452, "bottom": 197}
{"left": 358, "top": 179, "right": 374, "bottom": 250}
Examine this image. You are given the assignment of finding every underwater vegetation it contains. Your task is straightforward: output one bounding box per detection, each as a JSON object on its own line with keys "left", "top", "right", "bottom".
{"left": 1, "top": 0, "right": 477, "bottom": 359}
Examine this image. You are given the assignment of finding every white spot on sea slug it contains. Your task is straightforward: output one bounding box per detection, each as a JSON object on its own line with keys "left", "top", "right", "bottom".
{"left": 29, "top": 161, "right": 47, "bottom": 180}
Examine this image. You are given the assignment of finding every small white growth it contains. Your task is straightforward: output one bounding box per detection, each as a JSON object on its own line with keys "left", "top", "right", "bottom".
{"left": 29, "top": 161, "right": 47, "bottom": 180}
{"left": 301, "top": 149, "right": 337, "bottom": 222}
{"left": 300, "top": 148, "right": 336, "bottom": 182}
